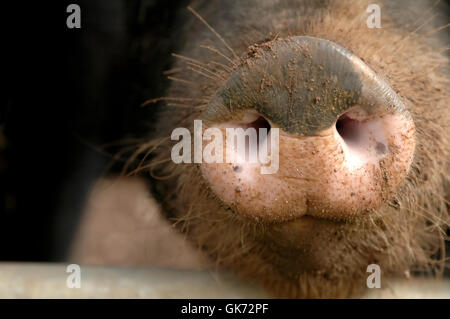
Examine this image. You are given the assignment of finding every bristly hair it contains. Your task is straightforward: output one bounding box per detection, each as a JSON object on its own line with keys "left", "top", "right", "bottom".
{"left": 121, "top": 0, "right": 449, "bottom": 297}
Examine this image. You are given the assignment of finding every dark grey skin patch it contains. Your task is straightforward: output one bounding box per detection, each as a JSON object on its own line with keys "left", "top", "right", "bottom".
{"left": 376, "top": 142, "right": 387, "bottom": 155}
{"left": 233, "top": 165, "right": 243, "bottom": 173}
{"left": 202, "top": 36, "right": 409, "bottom": 136}
{"left": 203, "top": 37, "right": 362, "bottom": 135}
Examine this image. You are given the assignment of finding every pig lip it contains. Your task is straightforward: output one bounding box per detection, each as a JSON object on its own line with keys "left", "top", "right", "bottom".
{"left": 280, "top": 214, "right": 345, "bottom": 227}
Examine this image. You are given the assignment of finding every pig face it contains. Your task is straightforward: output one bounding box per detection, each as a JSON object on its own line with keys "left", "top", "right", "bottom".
{"left": 132, "top": 0, "right": 449, "bottom": 297}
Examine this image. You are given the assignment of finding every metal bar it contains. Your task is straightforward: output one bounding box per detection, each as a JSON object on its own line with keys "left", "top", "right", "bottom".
{"left": 0, "top": 263, "right": 266, "bottom": 298}
{"left": 0, "top": 263, "right": 449, "bottom": 298}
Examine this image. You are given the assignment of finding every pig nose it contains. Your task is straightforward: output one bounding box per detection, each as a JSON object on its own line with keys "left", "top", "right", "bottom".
{"left": 199, "top": 36, "right": 415, "bottom": 222}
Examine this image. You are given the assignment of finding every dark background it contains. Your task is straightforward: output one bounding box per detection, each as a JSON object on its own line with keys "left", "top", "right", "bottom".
{"left": 2, "top": 0, "right": 188, "bottom": 261}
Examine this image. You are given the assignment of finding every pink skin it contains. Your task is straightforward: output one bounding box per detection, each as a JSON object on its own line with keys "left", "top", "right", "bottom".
{"left": 200, "top": 107, "right": 415, "bottom": 222}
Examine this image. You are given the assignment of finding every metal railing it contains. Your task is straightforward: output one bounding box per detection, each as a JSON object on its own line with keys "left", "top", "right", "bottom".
{"left": 0, "top": 263, "right": 449, "bottom": 298}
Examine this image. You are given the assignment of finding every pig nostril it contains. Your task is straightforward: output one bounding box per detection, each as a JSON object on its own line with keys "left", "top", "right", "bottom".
{"left": 249, "top": 117, "right": 271, "bottom": 152}
{"left": 248, "top": 116, "right": 271, "bottom": 134}
{"left": 222, "top": 113, "right": 273, "bottom": 163}
{"left": 336, "top": 114, "right": 360, "bottom": 144}
{"left": 238, "top": 114, "right": 271, "bottom": 142}
{"left": 334, "top": 109, "right": 395, "bottom": 169}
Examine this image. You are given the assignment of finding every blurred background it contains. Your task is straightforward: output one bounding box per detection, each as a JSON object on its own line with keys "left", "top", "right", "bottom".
{"left": 1, "top": 0, "right": 190, "bottom": 262}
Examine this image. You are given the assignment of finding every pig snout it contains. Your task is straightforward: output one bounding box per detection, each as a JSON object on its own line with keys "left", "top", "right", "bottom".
{"left": 199, "top": 36, "right": 415, "bottom": 222}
